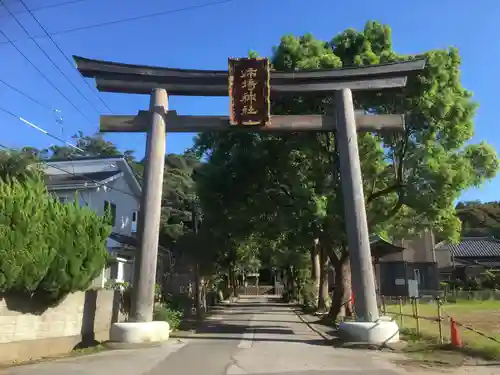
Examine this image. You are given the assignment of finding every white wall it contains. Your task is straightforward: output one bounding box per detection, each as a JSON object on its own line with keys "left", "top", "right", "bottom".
{"left": 51, "top": 175, "right": 140, "bottom": 248}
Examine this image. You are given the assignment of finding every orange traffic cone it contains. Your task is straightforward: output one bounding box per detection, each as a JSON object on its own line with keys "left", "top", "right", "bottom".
{"left": 450, "top": 317, "right": 462, "bottom": 347}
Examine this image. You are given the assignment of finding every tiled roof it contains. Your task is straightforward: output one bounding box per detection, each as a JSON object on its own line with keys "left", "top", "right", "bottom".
{"left": 451, "top": 257, "right": 500, "bottom": 269}
{"left": 109, "top": 232, "right": 137, "bottom": 247}
{"left": 435, "top": 237, "right": 500, "bottom": 258}
{"left": 370, "top": 235, "right": 405, "bottom": 258}
{"left": 44, "top": 170, "right": 120, "bottom": 188}
{"left": 108, "top": 232, "right": 169, "bottom": 255}
{"left": 475, "top": 260, "right": 500, "bottom": 268}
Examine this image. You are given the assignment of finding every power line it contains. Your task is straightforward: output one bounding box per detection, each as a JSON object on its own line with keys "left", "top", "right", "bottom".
{"left": 0, "top": 109, "right": 138, "bottom": 198}
{"left": 0, "top": 105, "right": 84, "bottom": 152}
{"left": 0, "top": 78, "right": 53, "bottom": 110}
{"left": 16, "top": 0, "right": 113, "bottom": 113}
{"left": 0, "top": 0, "right": 89, "bottom": 20}
{"left": 0, "top": 0, "right": 239, "bottom": 45}
{"left": 1, "top": 1, "right": 103, "bottom": 117}
{"left": 0, "top": 105, "right": 16, "bottom": 118}
{"left": 0, "top": 29, "right": 93, "bottom": 123}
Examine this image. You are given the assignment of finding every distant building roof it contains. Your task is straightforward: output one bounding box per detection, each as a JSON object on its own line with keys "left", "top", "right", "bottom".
{"left": 109, "top": 232, "right": 170, "bottom": 256}
{"left": 436, "top": 237, "right": 500, "bottom": 258}
{"left": 370, "top": 235, "right": 405, "bottom": 259}
{"left": 42, "top": 156, "right": 141, "bottom": 197}
{"left": 449, "top": 257, "right": 500, "bottom": 269}
{"left": 44, "top": 170, "right": 121, "bottom": 189}
{"left": 47, "top": 155, "right": 125, "bottom": 162}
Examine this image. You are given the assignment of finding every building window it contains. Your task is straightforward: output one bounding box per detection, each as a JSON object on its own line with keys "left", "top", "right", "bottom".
{"left": 104, "top": 200, "right": 117, "bottom": 227}
{"left": 414, "top": 269, "right": 421, "bottom": 285}
{"left": 131, "top": 210, "right": 138, "bottom": 233}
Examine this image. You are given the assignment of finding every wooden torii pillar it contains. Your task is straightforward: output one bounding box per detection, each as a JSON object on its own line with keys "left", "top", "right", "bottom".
{"left": 74, "top": 56, "right": 425, "bottom": 324}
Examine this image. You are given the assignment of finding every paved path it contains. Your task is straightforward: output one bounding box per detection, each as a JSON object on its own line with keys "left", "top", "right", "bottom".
{"left": 2, "top": 296, "right": 499, "bottom": 375}
{"left": 150, "top": 295, "right": 404, "bottom": 375}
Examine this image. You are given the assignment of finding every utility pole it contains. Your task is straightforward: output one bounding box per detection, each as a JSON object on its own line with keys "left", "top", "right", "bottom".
{"left": 130, "top": 89, "right": 167, "bottom": 322}
{"left": 335, "top": 88, "right": 379, "bottom": 322}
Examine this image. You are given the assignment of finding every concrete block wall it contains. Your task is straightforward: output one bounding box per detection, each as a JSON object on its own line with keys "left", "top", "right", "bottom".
{"left": 0, "top": 290, "right": 122, "bottom": 363}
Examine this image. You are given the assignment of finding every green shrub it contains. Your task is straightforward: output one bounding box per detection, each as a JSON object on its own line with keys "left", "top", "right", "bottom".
{"left": 0, "top": 176, "right": 111, "bottom": 304}
{"left": 0, "top": 177, "right": 56, "bottom": 293}
{"left": 153, "top": 303, "right": 183, "bottom": 331}
{"left": 300, "top": 280, "right": 318, "bottom": 310}
{"left": 164, "top": 293, "right": 193, "bottom": 316}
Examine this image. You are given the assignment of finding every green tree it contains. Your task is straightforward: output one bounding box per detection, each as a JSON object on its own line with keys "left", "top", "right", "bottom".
{"left": 40, "top": 131, "right": 136, "bottom": 162}
{"left": 194, "top": 21, "right": 499, "bottom": 320}
{"left": 160, "top": 153, "right": 199, "bottom": 246}
{"left": 455, "top": 201, "right": 500, "bottom": 237}
{"left": 130, "top": 152, "right": 200, "bottom": 248}
{"left": 0, "top": 176, "right": 111, "bottom": 304}
{"left": 0, "top": 148, "right": 40, "bottom": 181}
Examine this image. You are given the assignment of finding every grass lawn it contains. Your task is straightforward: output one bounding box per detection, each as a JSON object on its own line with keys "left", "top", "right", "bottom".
{"left": 384, "top": 300, "right": 500, "bottom": 360}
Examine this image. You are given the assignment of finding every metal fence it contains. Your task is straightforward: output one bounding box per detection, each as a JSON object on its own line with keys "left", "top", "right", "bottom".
{"left": 380, "top": 296, "right": 500, "bottom": 358}
{"left": 236, "top": 284, "right": 284, "bottom": 296}
{"left": 381, "top": 289, "right": 500, "bottom": 303}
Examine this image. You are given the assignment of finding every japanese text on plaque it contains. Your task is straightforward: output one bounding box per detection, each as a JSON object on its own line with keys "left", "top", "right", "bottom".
{"left": 228, "top": 58, "right": 270, "bottom": 126}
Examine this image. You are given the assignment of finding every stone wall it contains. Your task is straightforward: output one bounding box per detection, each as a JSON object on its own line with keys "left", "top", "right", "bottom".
{"left": 0, "top": 289, "right": 123, "bottom": 363}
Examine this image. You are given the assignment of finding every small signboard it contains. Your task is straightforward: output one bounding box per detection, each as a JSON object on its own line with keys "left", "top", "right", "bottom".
{"left": 394, "top": 278, "right": 406, "bottom": 286}
{"left": 408, "top": 279, "right": 419, "bottom": 298}
{"left": 228, "top": 57, "right": 271, "bottom": 126}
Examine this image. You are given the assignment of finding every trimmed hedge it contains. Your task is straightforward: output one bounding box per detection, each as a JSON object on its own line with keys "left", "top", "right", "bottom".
{"left": 0, "top": 176, "right": 111, "bottom": 304}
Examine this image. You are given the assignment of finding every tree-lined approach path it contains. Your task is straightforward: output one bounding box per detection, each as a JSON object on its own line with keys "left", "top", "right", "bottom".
{"left": 2, "top": 297, "right": 498, "bottom": 375}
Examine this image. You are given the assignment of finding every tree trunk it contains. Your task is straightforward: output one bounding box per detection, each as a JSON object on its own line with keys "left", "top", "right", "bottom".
{"left": 228, "top": 266, "right": 237, "bottom": 297}
{"left": 317, "top": 245, "right": 330, "bottom": 312}
{"left": 288, "top": 266, "right": 296, "bottom": 300}
{"left": 328, "top": 254, "right": 353, "bottom": 321}
{"left": 311, "top": 241, "right": 321, "bottom": 307}
{"left": 195, "top": 264, "right": 202, "bottom": 319}
{"left": 200, "top": 277, "right": 207, "bottom": 312}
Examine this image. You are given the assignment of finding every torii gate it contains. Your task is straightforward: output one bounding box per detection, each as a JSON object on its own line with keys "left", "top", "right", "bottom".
{"left": 74, "top": 55, "right": 425, "bottom": 344}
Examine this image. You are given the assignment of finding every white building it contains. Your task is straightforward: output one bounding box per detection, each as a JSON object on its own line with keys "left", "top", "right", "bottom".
{"left": 43, "top": 156, "right": 142, "bottom": 286}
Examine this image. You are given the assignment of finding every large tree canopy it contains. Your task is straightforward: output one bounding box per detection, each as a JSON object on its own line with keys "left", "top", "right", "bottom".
{"left": 456, "top": 201, "right": 500, "bottom": 238}
{"left": 194, "top": 21, "right": 499, "bottom": 317}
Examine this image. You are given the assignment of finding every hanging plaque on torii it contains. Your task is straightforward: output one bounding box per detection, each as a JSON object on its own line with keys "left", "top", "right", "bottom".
{"left": 73, "top": 55, "right": 425, "bottom": 328}
{"left": 228, "top": 57, "right": 271, "bottom": 126}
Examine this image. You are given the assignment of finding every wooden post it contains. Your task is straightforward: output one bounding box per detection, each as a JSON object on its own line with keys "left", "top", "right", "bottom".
{"left": 399, "top": 298, "right": 404, "bottom": 327}
{"left": 130, "top": 88, "right": 168, "bottom": 322}
{"left": 335, "top": 88, "right": 379, "bottom": 323}
{"left": 414, "top": 298, "right": 420, "bottom": 335}
{"left": 436, "top": 298, "right": 444, "bottom": 344}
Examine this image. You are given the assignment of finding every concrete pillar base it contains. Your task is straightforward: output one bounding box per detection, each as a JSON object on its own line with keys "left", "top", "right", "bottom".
{"left": 110, "top": 321, "right": 170, "bottom": 344}
{"left": 338, "top": 316, "right": 399, "bottom": 345}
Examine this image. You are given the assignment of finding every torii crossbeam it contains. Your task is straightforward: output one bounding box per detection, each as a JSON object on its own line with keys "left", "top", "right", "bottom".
{"left": 74, "top": 55, "right": 425, "bottom": 344}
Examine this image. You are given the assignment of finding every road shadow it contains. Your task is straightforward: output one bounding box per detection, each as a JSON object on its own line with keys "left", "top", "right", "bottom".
{"left": 172, "top": 312, "right": 334, "bottom": 346}
{"left": 171, "top": 330, "right": 333, "bottom": 346}
{"left": 208, "top": 318, "right": 308, "bottom": 324}
{"left": 197, "top": 322, "right": 295, "bottom": 336}
{"left": 463, "top": 363, "right": 500, "bottom": 367}
{"left": 220, "top": 311, "right": 294, "bottom": 315}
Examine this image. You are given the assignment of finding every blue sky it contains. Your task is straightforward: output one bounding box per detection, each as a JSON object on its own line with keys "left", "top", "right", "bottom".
{"left": 0, "top": 0, "right": 499, "bottom": 202}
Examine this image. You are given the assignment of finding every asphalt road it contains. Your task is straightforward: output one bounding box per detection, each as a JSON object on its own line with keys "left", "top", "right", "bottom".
{"left": 144, "top": 296, "right": 404, "bottom": 375}
{"left": 4, "top": 296, "right": 482, "bottom": 375}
